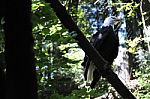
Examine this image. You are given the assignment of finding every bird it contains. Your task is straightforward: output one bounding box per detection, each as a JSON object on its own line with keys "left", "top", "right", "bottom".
{"left": 81, "top": 16, "right": 121, "bottom": 88}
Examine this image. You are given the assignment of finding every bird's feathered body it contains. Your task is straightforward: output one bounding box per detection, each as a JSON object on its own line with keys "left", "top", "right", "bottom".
{"left": 82, "top": 16, "right": 120, "bottom": 88}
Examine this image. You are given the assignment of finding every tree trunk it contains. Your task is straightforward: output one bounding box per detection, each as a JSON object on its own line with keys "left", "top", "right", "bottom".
{"left": 4, "top": 0, "right": 37, "bottom": 99}
{"left": 140, "top": 0, "right": 150, "bottom": 52}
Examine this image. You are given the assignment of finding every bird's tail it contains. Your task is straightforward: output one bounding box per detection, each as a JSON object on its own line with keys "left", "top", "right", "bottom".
{"left": 87, "top": 62, "right": 95, "bottom": 82}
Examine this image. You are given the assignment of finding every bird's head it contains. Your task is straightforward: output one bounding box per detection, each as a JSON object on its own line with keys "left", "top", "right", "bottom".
{"left": 102, "top": 16, "right": 122, "bottom": 28}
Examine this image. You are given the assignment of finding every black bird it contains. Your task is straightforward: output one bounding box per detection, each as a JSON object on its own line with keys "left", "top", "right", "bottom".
{"left": 82, "top": 16, "right": 121, "bottom": 88}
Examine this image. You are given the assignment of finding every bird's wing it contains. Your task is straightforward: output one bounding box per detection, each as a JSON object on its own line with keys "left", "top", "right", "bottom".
{"left": 91, "top": 27, "right": 111, "bottom": 49}
{"left": 82, "top": 27, "right": 110, "bottom": 80}
{"left": 82, "top": 26, "right": 111, "bottom": 67}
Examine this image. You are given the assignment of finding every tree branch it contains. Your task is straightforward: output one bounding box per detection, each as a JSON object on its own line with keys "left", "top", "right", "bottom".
{"left": 45, "top": 0, "right": 136, "bottom": 98}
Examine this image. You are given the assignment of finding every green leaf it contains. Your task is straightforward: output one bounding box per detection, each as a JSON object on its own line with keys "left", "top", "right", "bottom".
{"left": 50, "top": 34, "right": 60, "bottom": 42}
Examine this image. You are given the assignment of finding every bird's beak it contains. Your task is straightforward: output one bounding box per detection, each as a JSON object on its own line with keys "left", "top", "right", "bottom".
{"left": 115, "top": 17, "right": 121, "bottom": 21}
{"left": 114, "top": 17, "right": 122, "bottom": 25}
{"left": 114, "top": 18, "right": 122, "bottom": 30}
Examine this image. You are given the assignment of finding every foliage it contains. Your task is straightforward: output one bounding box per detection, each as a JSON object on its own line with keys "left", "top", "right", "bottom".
{"left": 113, "top": 2, "right": 139, "bottom": 17}
{"left": 32, "top": 0, "right": 88, "bottom": 98}
{"left": 126, "top": 37, "right": 142, "bottom": 53}
{"left": 133, "top": 50, "right": 150, "bottom": 99}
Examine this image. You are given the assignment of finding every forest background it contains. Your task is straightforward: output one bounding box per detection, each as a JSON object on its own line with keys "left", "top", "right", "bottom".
{"left": 0, "top": 0, "right": 150, "bottom": 99}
